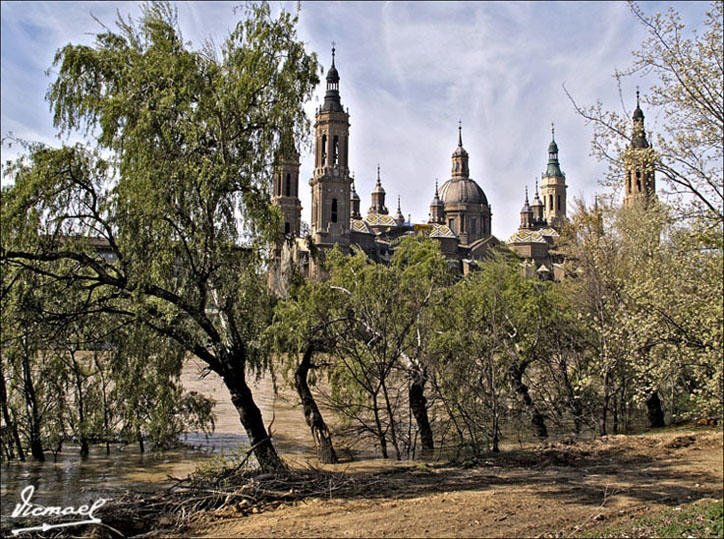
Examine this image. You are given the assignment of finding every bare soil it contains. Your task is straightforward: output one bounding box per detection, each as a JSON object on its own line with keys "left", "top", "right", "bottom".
{"left": 187, "top": 428, "right": 723, "bottom": 538}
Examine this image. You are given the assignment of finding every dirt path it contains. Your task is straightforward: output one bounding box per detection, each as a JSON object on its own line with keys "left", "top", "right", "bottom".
{"left": 190, "top": 429, "right": 723, "bottom": 538}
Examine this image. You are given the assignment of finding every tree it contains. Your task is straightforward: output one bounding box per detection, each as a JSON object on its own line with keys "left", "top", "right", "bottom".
{"left": 567, "top": 1, "right": 723, "bottom": 227}
{"left": 1, "top": 2, "right": 319, "bottom": 470}
{"left": 269, "top": 280, "right": 340, "bottom": 464}
{"left": 559, "top": 198, "right": 723, "bottom": 430}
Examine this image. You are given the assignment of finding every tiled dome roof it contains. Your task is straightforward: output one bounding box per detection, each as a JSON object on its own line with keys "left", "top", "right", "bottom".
{"left": 439, "top": 178, "right": 488, "bottom": 206}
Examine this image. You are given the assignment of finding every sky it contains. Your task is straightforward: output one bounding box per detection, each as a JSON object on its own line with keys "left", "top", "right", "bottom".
{"left": 0, "top": 1, "right": 710, "bottom": 239}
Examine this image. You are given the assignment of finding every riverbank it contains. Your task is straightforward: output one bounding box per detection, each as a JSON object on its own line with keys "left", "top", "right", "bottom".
{"left": 185, "top": 427, "right": 722, "bottom": 538}
{"left": 54, "top": 425, "right": 718, "bottom": 537}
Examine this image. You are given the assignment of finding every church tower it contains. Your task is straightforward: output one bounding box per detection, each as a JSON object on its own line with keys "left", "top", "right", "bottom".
{"left": 394, "top": 195, "right": 405, "bottom": 225}
{"left": 368, "top": 165, "right": 388, "bottom": 215}
{"left": 520, "top": 187, "right": 534, "bottom": 229}
{"left": 623, "top": 90, "right": 656, "bottom": 208}
{"left": 273, "top": 133, "right": 302, "bottom": 236}
{"left": 310, "top": 46, "right": 352, "bottom": 249}
{"left": 428, "top": 180, "right": 444, "bottom": 224}
{"left": 350, "top": 177, "right": 361, "bottom": 219}
{"left": 531, "top": 179, "right": 545, "bottom": 226}
{"left": 540, "top": 124, "right": 567, "bottom": 228}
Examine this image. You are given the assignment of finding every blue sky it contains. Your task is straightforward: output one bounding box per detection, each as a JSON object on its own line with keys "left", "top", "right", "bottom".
{"left": 0, "top": 1, "right": 709, "bottom": 238}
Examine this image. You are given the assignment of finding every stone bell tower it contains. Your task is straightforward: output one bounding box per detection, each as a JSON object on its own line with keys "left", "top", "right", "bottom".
{"left": 623, "top": 90, "right": 656, "bottom": 208}
{"left": 310, "top": 46, "right": 352, "bottom": 250}
{"left": 273, "top": 132, "right": 302, "bottom": 236}
{"left": 540, "top": 124, "right": 567, "bottom": 228}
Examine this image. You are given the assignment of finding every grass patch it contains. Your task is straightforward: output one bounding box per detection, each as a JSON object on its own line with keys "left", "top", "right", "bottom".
{"left": 582, "top": 500, "right": 723, "bottom": 538}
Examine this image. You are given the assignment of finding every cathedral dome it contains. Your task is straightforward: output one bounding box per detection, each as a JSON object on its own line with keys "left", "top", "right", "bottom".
{"left": 439, "top": 178, "right": 488, "bottom": 206}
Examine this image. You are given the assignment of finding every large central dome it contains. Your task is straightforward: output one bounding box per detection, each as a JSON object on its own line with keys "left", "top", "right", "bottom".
{"left": 439, "top": 178, "right": 488, "bottom": 206}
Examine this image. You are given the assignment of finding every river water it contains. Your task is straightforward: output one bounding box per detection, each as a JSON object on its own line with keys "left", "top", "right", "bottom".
{"left": 0, "top": 358, "right": 327, "bottom": 519}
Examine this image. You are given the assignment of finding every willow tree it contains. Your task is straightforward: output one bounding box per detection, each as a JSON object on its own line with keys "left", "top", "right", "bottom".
{"left": 1, "top": 2, "right": 318, "bottom": 470}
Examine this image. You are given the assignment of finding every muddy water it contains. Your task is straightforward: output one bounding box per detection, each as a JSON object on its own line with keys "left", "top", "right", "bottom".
{"left": 0, "top": 358, "right": 325, "bottom": 518}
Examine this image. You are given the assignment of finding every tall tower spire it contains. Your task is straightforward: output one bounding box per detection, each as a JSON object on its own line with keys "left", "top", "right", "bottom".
{"left": 531, "top": 176, "right": 544, "bottom": 225}
{"left": 520, "top": 186, "right": 533, "bottom": 229}
{"left": 429, "top": 179, "right": 444, "bottom": 224}
{"left": 369, "top": 164, "right": 388, "bottom": 215}
{"left": 394, "top": 195, "right": 405, "bottom": 225}
{"left": 310, "top": 45, "right": 352, "bottom": 251}
{"left": 624, "top": 89, "right": 656, "bottom": 208}
{"left": 540, "top": 122, "right": 567, "bottom": 228}
{"left": 273, "top": 131, "right": 302, "bottom": 236}
{"left": 350, "top": 174, "right": 361, "bottom": 219}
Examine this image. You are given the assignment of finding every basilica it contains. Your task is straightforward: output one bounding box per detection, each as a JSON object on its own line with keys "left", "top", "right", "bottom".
{"left": 271, "top": 49, "right": 653, "bottom": 281}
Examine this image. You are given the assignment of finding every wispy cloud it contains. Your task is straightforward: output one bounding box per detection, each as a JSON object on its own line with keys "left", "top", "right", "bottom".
{"left": 1, "top": 1, "right": 710, "bottom": 237}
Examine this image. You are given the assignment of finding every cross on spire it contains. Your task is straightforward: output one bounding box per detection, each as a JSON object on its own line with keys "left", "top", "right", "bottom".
{"left": 551, "top": 122, "right": 555, "bottom": 141}
{"left": 331, "top": 42, "right": 336, "bottom": 65}
{"left": 458, "top": 121, "right": 463, "bottom": 146}
{"left": 636, "top": 86, "right": 640, "bottom": 107}
{"left": 376, "top": 163, "right": 381, "bottom": 183}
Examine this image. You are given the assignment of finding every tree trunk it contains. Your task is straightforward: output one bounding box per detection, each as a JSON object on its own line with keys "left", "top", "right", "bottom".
{"left": 0, "top": 362, "right": 25, "bottom": 461}
{"left": 294, "top": 346, "right": 337, "bottom": 464}
{"left": 612, "top": 394, "right": 619, "bottom": 435}
{"left": 22, "top": 340, "right": 44, "bottom": 462}
{"left": 371, "top": 394, "right": 388, "bottom": 459}
{"left": 380, "top": 378, "right": 401, "bottom": 460}
{"left": 646, "top": 391, "right": 665, "bottom": 428}
{"left": 559, "top": 358, "right": 582, "bottom": 434}
{"left": 70, "top": 351, "right": 89, "bottom": 458}
{"left": 509, "top": 363, "right": 548, "bottom": 440}
{"left": 221, "top": 357, "right": 285, "bottom": 471}
{"left": 409, "top": 369, "right": 434, "bottom": 457}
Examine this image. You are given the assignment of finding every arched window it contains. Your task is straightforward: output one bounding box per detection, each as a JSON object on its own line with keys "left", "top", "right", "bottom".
{"left": 472, "top": 218, "right": 477, "bottom": 234}
{"left": 460, "top": 218, "right": 465, "bottom": 233}
{"left": 333, "top": 135, "right": 339, "bottom": 165}
{"left": 331, "top": 198, "right": 338, "bottom": 223}
{"left": 285, "top": 173, "right": 291, "bottom": 196}
{"left": 549, "top": 194, "right": 553, "bottom": 210}
{"left": 284, "top": 222, "right": 290, "bottom": 234}
{"left": 557, "top": 195, "right": 561, "bottom": 211}
{"left": 321, "top": 135, "right": 327, "bottom": 166}
{"left": 636, "top": 170, "right": 641, "bottom": 191}
{"left": 448, "top": 218, "right": 455, "bottom": 230}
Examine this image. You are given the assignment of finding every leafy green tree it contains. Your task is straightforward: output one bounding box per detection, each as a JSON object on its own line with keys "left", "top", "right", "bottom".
{"left": 432, "top": 253, "right": 564, "bottom": 451}
{"left": 559, "top": 198, "right": 723, "bottom": 430}
{"left": 268, "top": 279, "right": 340, "bottom": 464}
{"left": 568, "top": 1, "right": 723, "bottom": 227}
{"left": 1, "top": 2, "right": 318, "bottom": 470}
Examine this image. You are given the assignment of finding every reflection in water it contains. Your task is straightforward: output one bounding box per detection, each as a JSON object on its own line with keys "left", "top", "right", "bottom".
{"left": 0, "top": 358, "right": 322, "bottom": 517}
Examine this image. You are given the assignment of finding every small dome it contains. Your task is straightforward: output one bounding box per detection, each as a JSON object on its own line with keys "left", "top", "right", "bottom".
{"left": 326, "top": 64, "right": 339, "bottom": 84}
{"left": 452, "top": 145, "right": 469, "bottom": 158}
{"left": 372, "top": 182, "right": 385, "bottom": 195}
{"left": 548, "top": 139, "right": 558, "bottom": 154}
{"left": 439, "top": 178, "right": 488, "bottom": 206}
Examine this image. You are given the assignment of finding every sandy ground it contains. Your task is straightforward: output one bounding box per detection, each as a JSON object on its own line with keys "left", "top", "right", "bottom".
{"left": 186, "top": 428, "right": 723, "bottom": 538}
